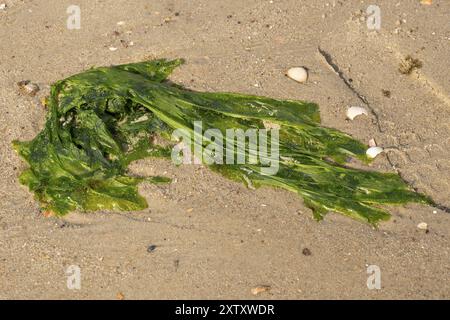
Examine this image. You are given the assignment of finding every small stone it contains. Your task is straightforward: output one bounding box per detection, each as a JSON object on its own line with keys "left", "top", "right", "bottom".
{"left": 147, "top": 244, "right": 157, "bottom": 253}
{"left": 186, "top": 208, "right": 193, "bottom": 213}
{"left": 302, "top": 248, "right": 312, "bottom": 256}
{"left": 417, "top": 222, "right": 428, "bottom": 230}
{"left": 382, "top": 89, "right": 391, "bottom": 98}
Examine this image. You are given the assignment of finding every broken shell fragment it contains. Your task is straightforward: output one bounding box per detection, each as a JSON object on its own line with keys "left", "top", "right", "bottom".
{"left": 417, "top": 222, "right": 428, "bottom": 230}
{"left": 251, "top": 285, "right": 271, "bottom": 295}
{"left": 286, "top": 67, "right": 308, "bottom": 83}
{"left": 366, "top": 146, "right": 383, "bottom": 159}
{"left": 346, "top": 106, "right": 368, "bottom": 120}
{"left": 17, "top": 80, "right": 40, "bottom": 96}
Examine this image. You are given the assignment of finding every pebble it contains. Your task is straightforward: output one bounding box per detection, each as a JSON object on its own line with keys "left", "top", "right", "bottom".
{"left": 17, "top": 80, "right": 40, "bottom": 96}
{"left": 286, "top": 67, "right": 308, "bottom": 83}
{"left": 302, "top": 248, "right": 312, "bottom": 256}
{"left": 147, "top": 244, "right": 157, "bottom": 253}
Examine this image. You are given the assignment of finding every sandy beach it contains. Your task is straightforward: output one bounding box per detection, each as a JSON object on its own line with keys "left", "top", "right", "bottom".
{"left": 0, "top": 0, "right": 449, "bottom": 299}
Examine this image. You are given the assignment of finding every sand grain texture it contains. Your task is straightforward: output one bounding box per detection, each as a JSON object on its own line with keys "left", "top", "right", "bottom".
{"left": 0, "top": 0, "right": 449, "bottom": 299}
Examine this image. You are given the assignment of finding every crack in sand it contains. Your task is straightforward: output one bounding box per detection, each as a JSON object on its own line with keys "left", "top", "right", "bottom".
{"left": 317, "top": 46, "right": 450, "bottom": 214}
{"left": 317, "top": 47, "right": 383, "bottom": 132}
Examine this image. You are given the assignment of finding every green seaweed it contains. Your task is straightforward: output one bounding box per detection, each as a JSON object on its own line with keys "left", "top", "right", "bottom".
{"left": 13, "top": 59, "right": 431, "bottom": 224}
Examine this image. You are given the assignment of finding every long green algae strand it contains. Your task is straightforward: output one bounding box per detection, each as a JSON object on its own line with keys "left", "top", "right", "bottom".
{"left": 13, "top": 59, "right": 431, "bottom": 224}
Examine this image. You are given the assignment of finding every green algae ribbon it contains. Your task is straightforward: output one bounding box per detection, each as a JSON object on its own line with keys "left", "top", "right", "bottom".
{"left": 12, "top": 59, "right": 431, "bottom": 224}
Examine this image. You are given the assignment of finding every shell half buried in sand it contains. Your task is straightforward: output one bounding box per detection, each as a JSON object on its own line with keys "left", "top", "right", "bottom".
{"left": 286, "top": 67, "right": 308, "bottom": 83}
{"left": 366, "top": 146, "right": 383, "bottom": 159}
{"left": 346, "top": 106, "right": 368, "bottom": 120}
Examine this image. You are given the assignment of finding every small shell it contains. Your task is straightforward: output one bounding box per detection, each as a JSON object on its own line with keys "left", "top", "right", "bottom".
{"left": 116, "top": 292, "right": 125, "bottom": 300}
{"left": 417, "top": 222, "right": 428, "bottom": 230}
{"left": 0, "top": 3, "right": 6, "bottom": 10}
{"left": 109, "top": 46, "right": 118, "bottom": 51}
{"left": 17, "top": 80, "right": 39, "bottom": 96}
{"left": 346, "top": 106, "right": 368, "bottom": 120}
{"left": 286, "top": 67, "right": 308, "bottom": 83}
{"left": 366, "top": 146, "right": 383, "bottom": 159}
{"left": 251, "top": 285, "right": 271, "bottom": 295}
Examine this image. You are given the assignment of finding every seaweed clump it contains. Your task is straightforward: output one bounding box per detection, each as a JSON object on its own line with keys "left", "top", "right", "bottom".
{"left": 13, "top": 59, "right": 431, "bottom": 224}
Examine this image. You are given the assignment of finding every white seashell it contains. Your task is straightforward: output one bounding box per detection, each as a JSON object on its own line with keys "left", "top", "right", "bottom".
{"left": 366, "top": 146, "right": 383, "bottom": 159}
{"left": 346, "top": 106, "right": 368, "bottom": 120}
{"left": 109, "top": 47, "right": 118, "bottom": 51}
{"left": 286, "top": 67, "right": 308, "bottom": 83}
{"left": 417, "top": 222, "right": 428, "bottom": 230}
{"left": 0, "top": 3, "right": 6, "bottom": 10}
{"left": 117, "top": 21, "right": 125, "bottom": 26}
